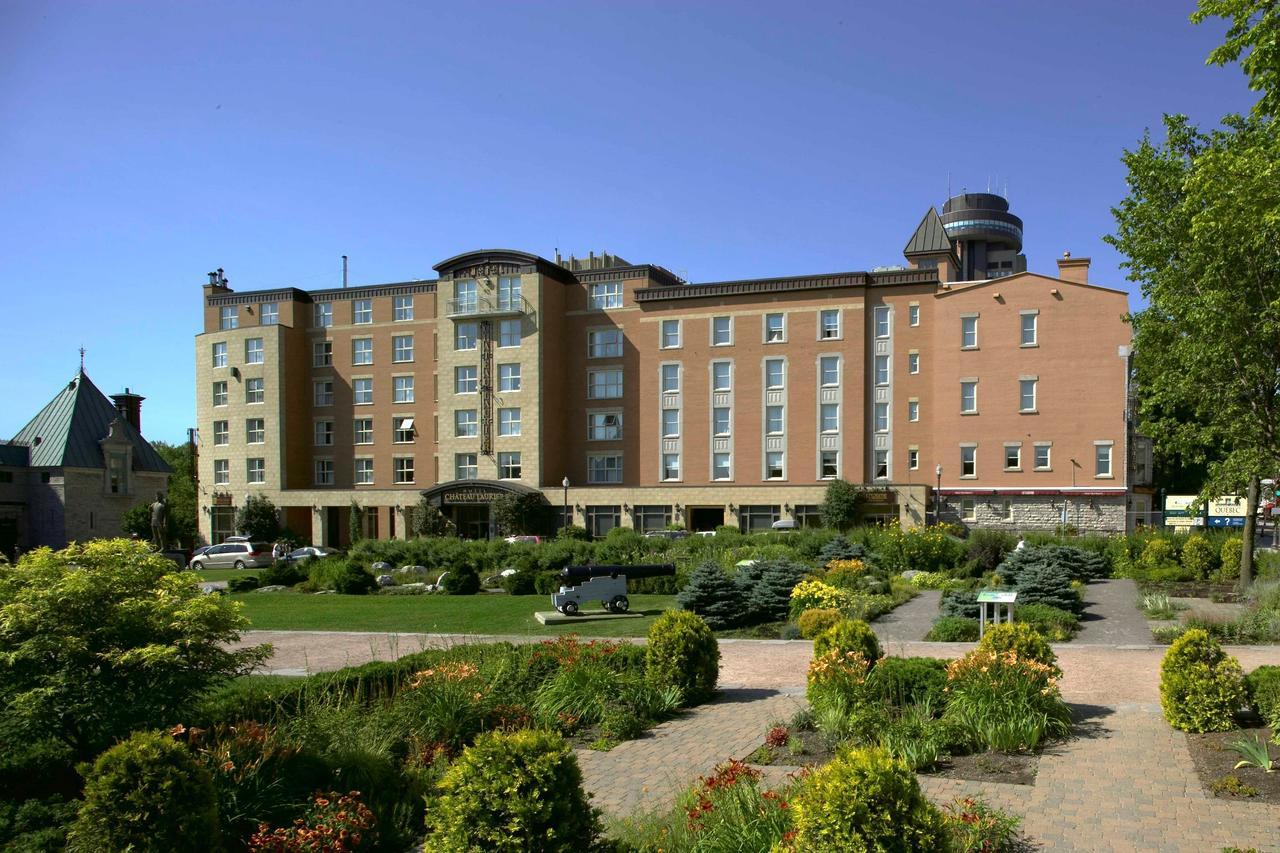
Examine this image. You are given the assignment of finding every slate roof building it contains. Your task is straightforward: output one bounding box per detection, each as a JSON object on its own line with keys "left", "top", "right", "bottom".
{"left": 0, "top": 370, "right": 170, "bottom": 554}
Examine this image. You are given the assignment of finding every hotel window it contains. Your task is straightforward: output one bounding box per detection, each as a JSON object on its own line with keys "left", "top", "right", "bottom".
{"left": 712, "top": 361, "right": 732, "bottom": 392}
{"left": 498, "top": 363, "right": 521, "bottom": 391}
{"left": 764, "top": 313, "right": 785, "bottom": 342}
{"left": 908, "top": 352, "right": 919, "bottom": 374}
{"left": 1021, "top": 311, "right": 1038, "bottom": 346}
{"left": 821, "top": 403, "right": 840, "bottom": 434}
{"left": 662, "top": 454, "right": 681, "bottom": 481}
{"left": 211, "top": 342, "right": 227, "bottom": 368}
{"left": 874, "top": 306, "right": 890, "bottom": 338}
{"left": 1034, "top": 444, "right": 1052, "bottom": 469}
{"left": 245, "top": 338, "right": 264, "bottom": 365}
{"left": 355, "top": 458, "right": 374, "bottom": 484}
{"left": 454, "top": 280, "right": 477, "bottom": 313}
{"left": 1005, "top": 444, "right": 1022, "bottom": 470}
{"left": 455, "top": 453, "right": 478, "bottom": 480}
{"left": 394, "top": 417, "right": 415, "bottom": 443}
{"left": 712, "top": 452, "right": 732, "bottom": 481}
{"left": 314, "top": 420, "right": 334, "bottom": 446}
{"left": 961, "top": 445, "right": 977, "bottom": 478}
{"left": 497, "top": 275, "right": 522, "bottom": 311}
{"left": 660, "top": 319, "right": 681, "bottom": 349}
{"left": 247, "top": 458, "right": 265, "bottom": 484}
{"left": 213, "top": 459, "right": 229, "bottom": 485}
{"left": 875, "top": 355, "right": 890, "bottom": 385}
{"left": 764, "top": 358, "right": 784, "bottom": 390}
{"left": 1095, "top": 443, "right": 1113, "bottom": 477}
{"left": 961, "top": 380, "right": 978, "bottom": 414}
{"left": 961, "top": 315, "right": 978, "bottom": 348}
{"left": 908, "top": 448, "right": 919, "bottom": 470}
{"left": 908, "top": 400, "right": 919, "bottom": 422}
{"left": 393, "top": 335, "right": 414, "bottom": 363}
{"left": 313, "top": 341, "right": 332, "bottom": 367}
{"left": 352, "top": 338, "right": 373, "bottom": 365}
{"left": 313, "top": 380, "right": 333, "bottom": 407}
{"left": 314, "top": 459, "right": 334, "bottom": 486}
{"left": 820, "top": 450, "right": 839, "bottom": 479}
{"left": 393, "top": 295, "right": 413, "bottom": 321}
{"left": 588, "top": 454, "right": 623, "bottom": 484}
{"left": 635, "top": 505, "right": 672, "bottom": 532}
{"left": 712, "top": 316, "right": 732, "bottom": 346}
{"left": 498, "top": 407, "right": 521, "bottom": 436}
{"left": 820, "top": 356, "right": 840, "bottom": 387}
{"left": 456, "top": 322, "right": 478, "bottom": 351}
{"left": 353, "top": 378, "right": 373, "bottom": 405}
{"left": 353, "top": 299, "right": 372, "bottom": 325}
{"left": 874, "top": 402, "right": 888, "bottom": 432}
{"left": 588, "top": 328, "right": 623, "bottom": 358}
{"left": 661, "top": 363, "right": 680, "bottom": 392}
{"left": 820, "top": 309, "right": 841, "bottom": 340}
{"left": 498, "top": 451, "right": 521, "bottom": 479}
{"left": 455, "top": 410, "right": 478, "bottom": 438}
{"left": 588, "top": 369, "right": 623, "bottom": 399}
{"left": 765, "top": 405, "right": 784, "bottom": 435}
{"left": 212, "top": 420, "right": 229, "bottom": 446}
{"left": 588, "top": 412, "right": 622, "bottom": 440}
{"left": 499, "top": 320, "right": 520, "bottom": 347}
{"left": 765, "top": 451, "right": 785, "bottom": 480}
{"left": 961, "top": 499, "right": 976, "bottom": 522}
{"left": 661, "top": 408, "right": 679, "bottom": 437}
{"left": 394, "top": 457, "right": 415, "bottom": 484}
{"left": 354, "top": 418, "right": 373, "bottom": 444}
{"left": 219, "top": 306, "right": 238, "bottom": 330}
{"left": 589, "top": 281, "right": 623, "bottom": 310}
{"left": 586, "top": 505, "right": 621, "bottom": 537}
{"left": 246, "top": 418, "right": 265, "bottom": 444}
{"left": 1002, "top": 499, "right": 1014, "bottom": 521}
{"left": 246, "top": 378, "right": 264, "bottom": 404}
{"left": 260, "top": 302, "right": 278, "bottom": 325}
{"left": 314, "top": 303, "right": 332, "bottom": 328}
{"left": 713, "top": 407, "right": 731, "bottom": 436}
{"left": 455, "top": 366, "right": 478, "bottom": 394}
{"left": 1020, "top": 379, "right": 1038, "bottom": 412}
{"left": 739, "top": 505, "right": 780, "bottom": 533}
{"left": 874, "top": 449, "right": 889, "bottom": 480}
{"left": 908, "top": 304, "right": 920, "bottom": 326}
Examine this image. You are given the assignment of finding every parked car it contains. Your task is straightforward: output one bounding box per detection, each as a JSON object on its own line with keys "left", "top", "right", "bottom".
{"left": 643, "top": 530, "right": 689, "bottom": 540}
{"left": 189, "top": 542, "right": 273, "bottom": 570}
{"left": 285, "top": 546, "right": 340, "bottom": 565}
{"left": 504, "top": 535, "right": 543, "bottom": 544}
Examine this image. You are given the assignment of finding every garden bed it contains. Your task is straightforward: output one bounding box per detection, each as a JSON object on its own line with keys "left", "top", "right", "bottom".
{"left": 921, "top": 751, "right": 1040, "bottom": 786}
{"left": 1186, "top": 724, "right": 1280, "bottom": 804}
{"left": 744, "top": 727, "right": 837, "bottom": 767}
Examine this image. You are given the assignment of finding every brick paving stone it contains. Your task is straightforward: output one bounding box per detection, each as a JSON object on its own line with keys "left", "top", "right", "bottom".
{"left": 1074, "top": 578, "right": 1152, "bottom": 645}
{"left": 870, "top": 589, "right": 942, "bottom": 642}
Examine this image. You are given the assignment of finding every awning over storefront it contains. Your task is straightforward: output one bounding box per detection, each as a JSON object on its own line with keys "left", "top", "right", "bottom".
{"left": 420, "top": 479, "right": 547, "bottom": 507}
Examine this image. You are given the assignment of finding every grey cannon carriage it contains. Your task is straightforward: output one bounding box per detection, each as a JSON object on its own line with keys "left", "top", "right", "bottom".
{"left": 551, "top": 563, "right": 676, "bottom": 615}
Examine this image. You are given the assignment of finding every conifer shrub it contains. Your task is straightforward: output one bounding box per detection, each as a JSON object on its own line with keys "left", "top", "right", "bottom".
{"left": 67, "top": 731, "right": 218, "bottom": 853}
{"left": 426, "top": 730, "right": 599, "bottom": 852}
{"left": 646, "top": 611, "right": 719, "bottom": 703}
{"left": 1180, "top": 535, "right": 1219, "bottom": 581}
{"left": 864, "top": 656, "right": 949, "bottom": 709}
{"left": 676, "top": 560, "right": 747, "bottom": 629}
{"left": 1004, "top": 552, "right": 1083, "bottom": 614}
{"left": 797, "top": 607, "right": 843, "bottom": 639}
{"left": 1243, "top": 665, "right": 1280, "bottom": 732}
{"left": 925, "top": 615, "right": 980, "bottom": 642}
{"left": 1218, "top": 537, "right": 1243, "bottom": 583}
{"left": 939, "top": 589, "right": 980, "bottom": 619}
{"left": 442, "top": 564, "right": 481, "bottom": 595}
{"left": 812, "top": 618, "right": 881, "bottom": 664}
{"left": 742, "top": 559, "right": 810, "bottom": 623}
{"left": 817, "top": 535, "right": 868, "bottom": 566}
{"left": 1159, "top": 629, "right": 1245, "bottom": 732}
{"left": 977, "top": 622, "right": 1059, "bottom": 674}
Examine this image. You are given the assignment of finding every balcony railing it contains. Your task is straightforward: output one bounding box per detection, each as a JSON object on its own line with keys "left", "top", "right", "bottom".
{"left": 446, "top": 295, "right": 531, "bottom": 318}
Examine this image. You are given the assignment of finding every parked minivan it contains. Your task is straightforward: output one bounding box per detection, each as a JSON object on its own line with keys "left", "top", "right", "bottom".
{"left": 189, "top": 542, "right": 273, "bottom": 570}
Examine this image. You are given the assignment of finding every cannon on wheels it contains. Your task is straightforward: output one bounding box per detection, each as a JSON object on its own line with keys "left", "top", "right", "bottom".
{"left": 551, "top": 564, "right": 676, "bottom": 615}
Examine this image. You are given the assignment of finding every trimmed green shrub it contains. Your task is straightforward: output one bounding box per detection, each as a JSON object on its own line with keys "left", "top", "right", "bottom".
{"left": 334, "top": 562, "right": 377, "bottom": 595}
{"left": 442, "top": 565, "right": 481, "bottom": 595}
{"left": 1139, "top": 537, "right": 1180, "bottom": 573}
{"left": 865, "top": 656, "right": 948, "bottom": 709}
{"left": 646, "top": 611, "right": 719, "bottom": 703}
{"left": 1243, "top": 665, "right": 1280, "bottom": 731}
{"left": 925, "top": 615, "right": 980, "bottom": 642}
{"left": 1181, "top": 536, "right": 1219, "bottom": 581}
{"left": 978, "top": 622, "right": 1059, "bottom": 674}
{"left": 261, "top": 560, "right": 306, "bottom": 587}
{"left": 1159, "top": 629, "right": 1245, "bottom": 732}
{"left": 427, "top": 729, "right": 600, "bottom": 852}
{"left": 1218, "top": 537, "right": 1243, "bottom": 582}
{"left": 1015, "top": 602, "right": 1079, "bottom": 641}
{"left": 502, "top": 570, "right": 537, "bottom": 595}
{"left": 67, "top": 731, "right": 218, "bottom": 852}
{"left": 788, "top": 747, "right": 948, "bottom": 852}
{"left": 813, "top": 618, "right": 882, "bottom": 664}
{"left": 797, "top": 607, "right": 843, "bottom": 639}
{"left": 676, "top": 560, "right": 747, "bottom": 629}
{"left": 0, "top": 795, "right": 79, "bottom": 853}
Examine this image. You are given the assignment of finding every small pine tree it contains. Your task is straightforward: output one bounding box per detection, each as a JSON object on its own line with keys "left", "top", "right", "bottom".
{"left": 818, "top": 535, "right": 859, "bottom": 565}
{"left": 1012, "top": 559, "right": 1082, "bottom": 614}
{"left": 676, "top": 561, "right": 746, "bottom": 629}
{"left": 745, "top": 559, "right": 811, "bottom": 623}
{"left": 820, "top": 480, "right": 864, "bottom": 532}
{"left": 348, "top": 500, "right": 363, "bottom": 546}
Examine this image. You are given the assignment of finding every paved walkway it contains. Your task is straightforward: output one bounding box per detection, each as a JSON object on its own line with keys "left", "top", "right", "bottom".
{"left": 871, "top": 589, "right": 941, "bottom": 642}
{"left": 1074, "top": 578, "right": 1151, "bottom": 645}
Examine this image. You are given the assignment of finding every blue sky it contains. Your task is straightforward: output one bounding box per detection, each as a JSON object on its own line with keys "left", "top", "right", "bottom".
{"left": 0, "top": 1, "right": 1258, "bottom": 443}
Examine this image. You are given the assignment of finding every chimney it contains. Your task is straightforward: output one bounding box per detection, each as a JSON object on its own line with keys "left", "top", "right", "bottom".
{"left": 1056, "top": 251, "right": 1090, "bottom": 284}
{"left": 202, "top": 268, "right": 233, "bottom": 298}
{"left": 110, "top": 388, "right": 145, "bottom": 434}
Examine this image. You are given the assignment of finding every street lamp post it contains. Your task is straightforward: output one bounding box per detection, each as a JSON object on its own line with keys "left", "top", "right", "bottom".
{"left": 934, "top": 464, "right": 942, "bottom": 526}
{"left": 561, "top": 476, "right": 570, "bottom": 531}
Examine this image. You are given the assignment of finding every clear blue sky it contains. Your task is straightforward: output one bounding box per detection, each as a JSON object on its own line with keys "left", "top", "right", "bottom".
{"left": 0, "top": 1, "right": 1258, "bottom": 444}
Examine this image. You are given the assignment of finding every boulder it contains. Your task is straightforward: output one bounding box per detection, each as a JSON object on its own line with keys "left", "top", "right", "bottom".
{"left": 255, "top": 585, "right": 287, "bottom": 593}
{"left": 376, "top": 574, "right": 395, "bottom": 587}
{"left": 372, "top": 561, "right": 393, "bottom": 571}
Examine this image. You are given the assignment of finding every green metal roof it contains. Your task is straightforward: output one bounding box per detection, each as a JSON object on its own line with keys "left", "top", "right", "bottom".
{"left": 903, "top": 207, "right": 954, "bottom": 256}
{"left": 9, "top": 371, "right": 170, "bottom": 473}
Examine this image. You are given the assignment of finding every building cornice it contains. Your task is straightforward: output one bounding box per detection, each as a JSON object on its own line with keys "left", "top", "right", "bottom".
{"left": 634, "top": 267, "right": 938, "bottom": 303}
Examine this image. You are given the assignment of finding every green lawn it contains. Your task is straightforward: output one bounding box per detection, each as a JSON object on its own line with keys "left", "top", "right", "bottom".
{"left": 197, "top": 568, "right": 255, "bottom": 583}
{"left": 233, "top": 592, "right": 677, "bottom": 637}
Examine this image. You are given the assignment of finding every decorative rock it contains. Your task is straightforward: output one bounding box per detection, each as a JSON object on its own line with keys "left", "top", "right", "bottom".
{"left": 376, "top": 574, "right": 395, "bottom": 587}
{"left": 255, "top": 585, "right": 287, "bottom": 593}
{"left": 372, "top": 561, "right": 392, "bottom": 571}
{"left": 901, "top": 570, "right": 922, "bottom": 580}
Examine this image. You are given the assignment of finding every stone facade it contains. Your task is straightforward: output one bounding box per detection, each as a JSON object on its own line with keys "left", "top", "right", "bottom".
{"left": 939, "top": 494, "right": 1126, "bottom": 534}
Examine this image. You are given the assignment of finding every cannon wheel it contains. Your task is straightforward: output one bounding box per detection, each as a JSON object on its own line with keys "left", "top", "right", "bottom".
{"left": 609, "top": 595, "right": 630, "bottom": 613}
{"left": 560, "top": 600, "right": 579, "bottom": 616}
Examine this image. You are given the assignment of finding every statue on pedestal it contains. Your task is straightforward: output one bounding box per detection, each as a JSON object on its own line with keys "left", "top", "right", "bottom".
{"left": 150, "top": 492, "right": 168, "bottom": 549}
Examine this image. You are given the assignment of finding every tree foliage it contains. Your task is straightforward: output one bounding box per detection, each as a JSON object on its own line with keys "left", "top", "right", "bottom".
{"left": 412, "top": 497, "right": 455, "bottom": 537}
{"left": 491, "top": 492, "right": 553, "bottom": 536}
{"left": 820, "top": 479, "right": 864, "bottom": 532}
{"left": 1193, "top": 0, "right": 1280, "bottom": 117}
{"left": 235, "top": 494, "right": 280, "bottom": 542}
{"left": 676, "top": 560, "right": 746, "bottom": 629}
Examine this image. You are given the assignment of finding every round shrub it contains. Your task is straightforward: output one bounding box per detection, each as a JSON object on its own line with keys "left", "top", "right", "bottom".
{"left": 1243, "top": 664, "right": 1280, "bottom": 729}
{"left": 865, "top": 656, "right": 948, "bottom": 709}
{"left": 788, "top": 746, "right": 948, "bottom": 852}
{"left": 334, "top": 562, "right": 377, "bottom": 595}
{"left": 925, "top": 615, "right": 979, "bottom": 642}
{"left": 813, "top": 618, "right": 881, "bottom": 664}
{"left": 442, "top": 565, "right": 481, "bottom": 595}
{"left": 427, "top": 729, "right": 600, "bottom": 852}
{"left": 978, "top": 622, "right": 1059, "bottom": 674}
{"left": 1180, "top": 536, "right": 1219, "bottom": 581}
{"left": 1159, "top": 628, "right": 1245, "bottom": 732}
{"left": 797, "top": 607, "right": 843, "bottom": 639}
{"left": 646, "top": 610, "right": 719, "bottom": 703}
{"left": 1014, "top": 603, "right": 1079, "bottom": 642}
{"left": 67, "top": 731, "right": 218, "bottom": 852}
{"left": 502, "top": 570, "right": 537, "bottom": 595}
{"left": 1218, "top": 537, "right": 1243, "bottom": 582}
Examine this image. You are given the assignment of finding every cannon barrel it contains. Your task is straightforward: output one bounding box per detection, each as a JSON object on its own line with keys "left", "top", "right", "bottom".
{"left": 559, "top": 563, "right": 676, "bottom": 581}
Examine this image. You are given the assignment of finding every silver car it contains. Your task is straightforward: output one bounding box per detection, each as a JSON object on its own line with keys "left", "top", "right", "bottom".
{"left": 189, "top": 542, "right": 273, "bottom": 570}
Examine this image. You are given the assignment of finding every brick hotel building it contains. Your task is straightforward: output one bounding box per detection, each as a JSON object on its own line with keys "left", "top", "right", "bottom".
{"left": 194, "top": 193, "right": 1143, "bottom": 546}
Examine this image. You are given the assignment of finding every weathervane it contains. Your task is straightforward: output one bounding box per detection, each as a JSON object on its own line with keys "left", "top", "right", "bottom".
{"left": 79, "top": 346, "right": 85, "bottom": 371}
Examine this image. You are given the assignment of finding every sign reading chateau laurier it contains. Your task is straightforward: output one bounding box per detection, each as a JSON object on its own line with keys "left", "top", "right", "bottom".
{"left": 440, "top": 488, "right": 504, "bottom": 505}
